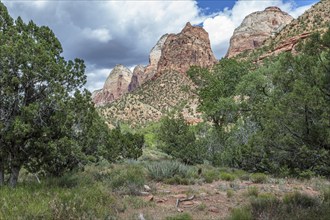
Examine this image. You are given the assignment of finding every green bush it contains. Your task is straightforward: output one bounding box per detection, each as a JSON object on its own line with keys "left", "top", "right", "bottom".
{"left": 203, "top": 169, "right": 219, "bottom": 183}
{"left": 166, "top": 213, "right": 193, "bottom": 220}
{"left": 109, "top": 164, "right": 146, "bottom": 195}
{"left": 247, "top": 186, "right": 259, "bottom": 197}
{"left": 145, "top": 160, "right": 194, "bottom": 181}
{"left": 220, "top": 172, "right": 236, "bottom": 181}
{"left": 283, "top": 191, "right": 320, "bottom": 209}
{"left": 250, "top": 173, "right": 268, "bottom": 183}
{"left": 227, "top": 207, "right": 252, "bottom": 220}
{"left": 227, "top": 189, "right": 235, "bottom": 198}
{"left": 164, "top": 175, "right": 191, "bottom": 185}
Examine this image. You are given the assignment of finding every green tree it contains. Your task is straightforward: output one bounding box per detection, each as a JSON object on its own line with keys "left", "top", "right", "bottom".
{"left": 0, "top": 3, "right": 115, "bottom": 186}
{"left": 107, "top": 126, "right": 144, "bottom": 160}
{"left": 237, "top": 30, "right": 330, "bottom": 175}
{"left": 158, "top": 114, "right": 204, "bottom": 164}
{"left": 188, "top": 59, "right": 251, "bottom": 165}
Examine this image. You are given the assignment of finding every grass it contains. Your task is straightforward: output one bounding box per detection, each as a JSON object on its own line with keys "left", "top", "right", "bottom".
{"left": 144, "top": 160, "right": 195, "bottom": 183}
{"left": 250, "top": 173, "right": 268, "bottom": 183}
{"left": 0, "top": 182, "right": 118, "bottom": 219}
{"left": 228, "top": 189, "right": 330, "bottom": 220}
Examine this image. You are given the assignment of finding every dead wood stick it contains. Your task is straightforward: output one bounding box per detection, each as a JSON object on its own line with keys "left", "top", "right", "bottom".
{"left": 176, "top": 195, "right": 195, "bottom": 208}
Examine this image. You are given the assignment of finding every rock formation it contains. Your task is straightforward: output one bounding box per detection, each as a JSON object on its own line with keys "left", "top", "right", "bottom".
{"left": 226, "top": 6, "right": 293, "bottom": 58}
{"left": 156, "top": 22, "right": 217, "bottom": 78}
{"left": 93, "top": 22, "right": 217, "bottom": 106}
{"left": 128, "top": 65, "right": 146, "bottom": 92}
{"left": 92, "top": 64, "right": 132, "bottom": 106}
{"left": 144, "top": 34, "right": 169, "bottom": 80}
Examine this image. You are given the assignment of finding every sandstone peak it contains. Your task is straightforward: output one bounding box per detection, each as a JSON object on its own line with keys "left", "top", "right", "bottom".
{"left": 226, "top": 6, "right": 293, "bottom": 58}
{"left": 156, "top": 22, "right": 217, "bottom": 77}
{"left": 92, "top": 64, "right": 132, "bottom": 106}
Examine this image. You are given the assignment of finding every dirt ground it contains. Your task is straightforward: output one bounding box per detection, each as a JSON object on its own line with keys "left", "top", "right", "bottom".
{"left": 118, "top": 177, "right": 328, "bottom": 220}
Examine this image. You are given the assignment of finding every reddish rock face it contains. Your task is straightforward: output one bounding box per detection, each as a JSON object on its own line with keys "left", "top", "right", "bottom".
{"left": 155, "top": 22, "right": 217, "bottom": 78}
{"left": 128, "top": 65, "right": 146, "bottom": 92}
{"left": 92, "top": 22, "right": 217, "bottom": 106}
{"left": 92, "top": 64, "right": 132, "bottom": 106}
{"left": 257, "top": 32, "right": 311, "bottom": 62}
{"left": 226, "top": 7, "right": 293, "bottom": 58}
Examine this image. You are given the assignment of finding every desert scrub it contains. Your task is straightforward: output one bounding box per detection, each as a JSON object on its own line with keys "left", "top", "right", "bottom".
{"left": 227, "top": 189, "right": 235, "bottom": 198}
{"left": 250, "top": 173, "right": 268, "bottom": 183}
{"left": 145, "top": 160, "right": 195, "bottom": 181}
{"left": 246, "top": 186, "right": 259, "bottom": 197}
{"left": 228, "top": 191, "right": 330, "bottom": 220}
{"left": 166, "top": 213, "right": 193, "bottom": 220}
{"left": 202, "top": 169, "right": 220, "bottom": 183}
{"left": 109, "top": 164, "right": 146, "bottom": 195}
{"left": 220, "top": 172, "right": 236, "bottom": 181}
{"left": 0, "top": 182, "right": 118, "bottom": 219}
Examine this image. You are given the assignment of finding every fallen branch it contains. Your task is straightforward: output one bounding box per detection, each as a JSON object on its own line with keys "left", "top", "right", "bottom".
{"left": 176, "top": 195, "right": 195, "bottom": 208}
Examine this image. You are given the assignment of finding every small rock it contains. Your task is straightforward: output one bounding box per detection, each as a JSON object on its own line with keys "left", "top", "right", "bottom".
{"left": 208, "top": 206, "right": 220, "bottom": 213}
{"left": 182, "top": 201, "right": 194, "bottom": 206}
{"left": 307, "top": 187, "right": 313, "bottom": 190}
{"left": 144, "top": 185, "right": 151, "bottom": 192}
{"left": 177, "top": 208, "right": 183, "bottom": 212}
{"left": 138, "top": 213, "right": 146, "bottom": 220}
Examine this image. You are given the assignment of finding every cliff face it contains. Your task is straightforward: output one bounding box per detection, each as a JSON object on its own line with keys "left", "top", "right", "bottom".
{"left": 156, "top": 22, "right": 217, "bottom": 78}
{"left": 92, "top": 22, "right": 216, "bottom": 106}
{"left": 226, "top": 6, "right": 293, "bottom": 58}
{"left": 92, "top": 64, "right": 132, "bottom": 106}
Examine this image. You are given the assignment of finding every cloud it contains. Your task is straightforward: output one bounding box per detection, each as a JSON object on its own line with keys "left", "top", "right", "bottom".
{"left": 83, "top": 28, "right": 112, "bottom": 43}
{"left": 2, "top": 0, "right": 315, "bottom": 92}
{"left": 203, "top": 0, "right": 315, "bottom": 58}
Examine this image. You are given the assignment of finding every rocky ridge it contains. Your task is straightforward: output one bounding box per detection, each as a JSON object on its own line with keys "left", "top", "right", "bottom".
{"left": 93, "top": 22, "right": 216, "bottom": 109}
{"left": 258, "top": 0, "right": 330, "bottom": 61}
{"left": 156, "top": 22, "right": 217, "bottom": 78}
{"left": 92, "top": 65, "right": 132, "bottom": 106}
{"left": 226, "top": 6, "right": 293, "bottom": 58}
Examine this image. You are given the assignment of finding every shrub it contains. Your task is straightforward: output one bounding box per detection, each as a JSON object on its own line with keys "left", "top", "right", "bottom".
{"left": 250, "top": 173, "right": 268, "bottom": 183}
{"left": 203, "top": 169, "right": 219, "bottom": 183}
{"left": 145, "top": 160, "right": 194, "bottom": 181}
{"left": 166, "top": 213, "right": 193, "bottom": 220}
{"left": 227, "top": 207, "right": 252, "bottom": 220}
{"left": 227, "top": 189, "right": 235, "bottom": 198}
{"left": 283, "top": 191, "right": 320, "bottom": 209}
{"left": 220, "top": 172, "right": 236, "bottom": 181}
{"left": 164, "top": 175, "right": 191, "bottom": 185}
{"left": 109, "top": 164, "right": 146, "bottom": 195}
{"left": 247, "top": 186, "right": 259, "bottom": 197}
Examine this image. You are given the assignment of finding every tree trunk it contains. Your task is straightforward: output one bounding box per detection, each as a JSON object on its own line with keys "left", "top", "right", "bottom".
{"left": 9, "top": 166, "right": 20, "bottom": 187}
{"left": 0, "top": 160, "right": 4, "bottom": 186}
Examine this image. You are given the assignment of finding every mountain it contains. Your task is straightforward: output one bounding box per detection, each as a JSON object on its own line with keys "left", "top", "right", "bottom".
{"left": 96, "top": 22, "right": 216, "bottom": 126}
{"left": 92, "top": 22, "right": 216, "bottom": 107}
{"left": 92, "top": 65, "right": 132, "bottom": 106}
{"left": 226, "top": 6, "right": 293, "bottom": 58}
{"left": 252, "top": 0, "right": 330, "bottom": 61}
{"left": 156, "top": 22, "right": 217, "bottom": 78}
{"left": 95, "top": 1, "right": 330, "bottom": 127}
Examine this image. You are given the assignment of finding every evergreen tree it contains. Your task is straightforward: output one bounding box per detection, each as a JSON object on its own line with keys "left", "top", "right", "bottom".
{"left": 0, "top": 3, "right": 116, "bottom": 186}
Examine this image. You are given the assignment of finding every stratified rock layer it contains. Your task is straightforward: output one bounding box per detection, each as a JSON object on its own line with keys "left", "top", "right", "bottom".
{"left": 156, "top": 22, "right": 217, "bottom": 78}
{"left": 226, "top": 6, "right": 293, "bottom": 58}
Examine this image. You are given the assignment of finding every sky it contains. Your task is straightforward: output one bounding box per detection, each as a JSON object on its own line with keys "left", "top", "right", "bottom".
{"left": 2, "top": 0, "right": 318, "bottom": 92}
